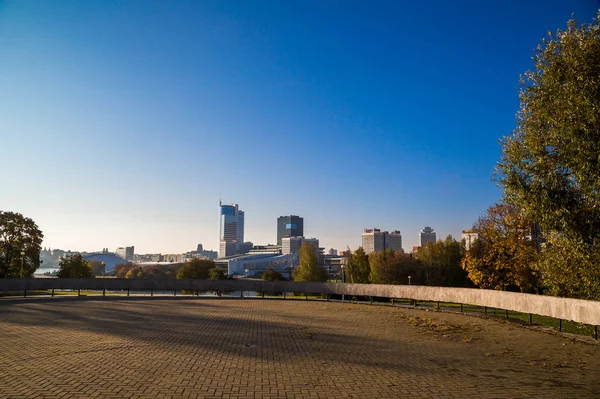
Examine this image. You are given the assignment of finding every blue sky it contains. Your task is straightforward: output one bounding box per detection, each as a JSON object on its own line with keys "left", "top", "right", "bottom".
{"left": 1, "top": 1, "right": 598, "bottom": 254}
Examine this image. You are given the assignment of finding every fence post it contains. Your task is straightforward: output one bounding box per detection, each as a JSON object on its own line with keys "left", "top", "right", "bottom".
{"left": 103, "top": 289, "right": 106, "bottom": 297}
{"left": 262, "top": 291, "right": 265, "bottom": 299}
{"left": 51, "top": 288, "right": 54, "bottom": 297}
{"left": 305, "top": 292, "right": 308, "bottom": 300}
{"left": 391, "top": 298, "right": 394, "bottom": 305}
{"left": 484, "top": 306, "right": 487, "bottom": 316}
{"left": 529, "top": 314, "right": 533, "bottom": 325}
{"left": 77, "top": 289, "right": 80, "bottom": 297}
{"left": 370, "top": 296, "right": 373, "bottom": 304}
{"left": 437, "top": 301, "right": 440, "bottom": 310}
{"left": 559, "top": 319, "right": 562, "bottom": 332}
{"left": 505, "top": 310, "right": 509, "bottom": 320}
{"left": 460, "top": 303, "right": 463, "bottom": 312}
{"left": 283, "top": 291, "right": 286, "bottom": 299}
{"left": 127, "top": 288, "right": 130, "bottom": 297}
{"left": 174, "top": 289, "right": 176, "bottom": 297}
{"left": 151, "top": 289, "right": 153, "bottom": 297}
{"left": 595, "top": 326, "right": 598, "bottom": 341}
{"left": 240, "top": 291, "right": 243, "bottom": 298}
{"left": 23, "top": 289, "right": 27, "bottom": 298}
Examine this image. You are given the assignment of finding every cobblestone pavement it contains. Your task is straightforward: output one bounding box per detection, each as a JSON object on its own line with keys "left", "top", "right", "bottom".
{"left": 0, "top": 298, "right": 598, "bottom": 398}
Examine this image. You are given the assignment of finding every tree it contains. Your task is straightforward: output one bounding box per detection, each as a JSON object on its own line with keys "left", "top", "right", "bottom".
{"left": 495, "top": 15, "right": 600, "bottom": 299}
{"left": 345, "top": 247, "right": 370, "bottom": 283}
{"left": 416, "top": 236, "right": 471, "bottom": 287}
{"left": 208, "top": 267, "right": 229, "bottom": 280}
{"left": 461, "top": 203, "right": 540, "bottom": 292}
{"left": 496, "top": 15, "right": 600, "bottom": 245}
{"left": 90, "top": 260, "right": 106, "bottom": 276}
{"left": 262, "top": 269, "right": 286, "bottom": 281}
{"left": 114, "top": 262, "right": 136, "bottom": 278}
{"left": 176, "top": 258, "right": 214, "bottom": 279}
{"left": 369, "top": 249, "right": 420, "bottom": 285}
{"left": 293, "top": 243, "right": 327, "bottom": 282}
{"left": 56, "top": 254, "right": 95, "bottom": 278}
{"left": 0, "top": 211, "right": 43, "bottom": 278}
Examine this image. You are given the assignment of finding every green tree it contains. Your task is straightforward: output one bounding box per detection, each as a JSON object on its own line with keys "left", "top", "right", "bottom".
{"left": 416, "top": 236, "right": 471, "bottom": 287}
{"left": 369, "top": 249, "right": 418, "bottom": 285}
{"left": 90, "top": 260, "right": 106, "bottom": 276}
{"left": 461, "top": 203, "right": 540, "bottom": 292}
{"left": 208, "top": 267, "right": 229, "bottom": 280}
{"left": 293, "top": 243, "right": 327, "bottom": 282}
{"left": 345, "top": 247, "right": 370, "bottom": 283}
{"left": 0, "top": 211, "right": 43, "bottom": 278}
{"left": 495, "top": 15, "right": 600, "bottom": 298}
{"left": 176, "top": 258, "right": 214, "bottom": 280}
{"left": 56, "top": 254, "right": 95, "bottom": 278}
{"left": 262, "top": 269, "right": 286, "bottom": 281}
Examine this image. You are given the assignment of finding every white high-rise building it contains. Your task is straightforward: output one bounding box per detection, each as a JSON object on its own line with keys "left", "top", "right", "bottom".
{"left": 462, "top": 229, "right": 481, "bottom": 250}
{"left": 419, "top": 226, "right": 436, "bottom": 247}
{"left": 361, "top": 228, "right": 403, "bottom": 254}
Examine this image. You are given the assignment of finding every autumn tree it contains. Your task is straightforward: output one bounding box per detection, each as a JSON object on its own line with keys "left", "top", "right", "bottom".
{"left": 0, "top": 211, "right": 43, "bottom": 278}
{"left": 176, "top": 258, "right": 214, "bottom": 280}
{"left": 461, "top": 203, "right": 539, "bottom": 292}
{"left": 114, "top": 262, "right": 136, "bottom": 278}
{"left": 57, "top": 254, "right": 95, "bottom": 278}
{"left": 345, "top": 247, "right": 370, "bottom": 283}
{"left": 293, "top": 243, "right": 327, "bottom": 282}
{"left": 416, "top": 236, "right": 471, "bottom": 287}
{"left": 495, "top": 15, "right": 600, "bottom": 298}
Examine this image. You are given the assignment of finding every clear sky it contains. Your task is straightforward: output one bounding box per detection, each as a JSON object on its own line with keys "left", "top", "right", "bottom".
{"left": 1, "top": 1, "right": 598, "bottom": 254}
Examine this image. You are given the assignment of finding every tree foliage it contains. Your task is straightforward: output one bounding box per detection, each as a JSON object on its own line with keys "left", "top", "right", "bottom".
{"left": 369, "top": 249, "right": 419, "bottom": 285}
{"left": 57, "top": 254, "right": 94, "bottom": 278}
{"left": 416, "top": 236, "right": 471, "bottom": 287}
{"left": 0, "top": 211, "right": 43, "bottom": 278}
{"left": 208, "top": 267, "right": 230, "bottom": 280}
{"left": 345, "top": 246, "right": 370, "bottom": 283}
{"left": 262, "top": 269, "right": 286, "bottom": 281}
{"left": 461, "top": 203, "right": 540, "bottom": 292}
{"left": 293, "top": 243, "right": 327, "bottom": 282}
{"left": 90, "top": 260, "right": 106, "bottom": 276}
{"left": 495, "top": 15, "right": 600, "bottom": 298}
{"left": 176, "top": 258, "right": 215, "bottom": 280}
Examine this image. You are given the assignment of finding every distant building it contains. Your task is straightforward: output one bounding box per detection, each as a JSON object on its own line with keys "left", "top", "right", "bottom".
{"left": 277, "top": 215, "right": 304, "bottom": 245}
{"left": 362, "top": 228, "right": 403, "bottom": 254}
{"left": 219, "top": 201, "right": 245, "bottom": 257}
{"left": 215, "top": 253, "right": 298, "bottom": 278}
{"left": 419, "top": 226, "right": 436, "bottom": 247}
{"left": 282, "top": 237, "right": 320, "bottom": 258}
{"left": 115, "top": 246, "right": 134, "bottom": 261}
{"left": 248, "top": 244, "right": 282, "bottom": 254}
{"left": 161, "top": 253, "right": 184, "bottom": 263}
{"left": 328, "top": 248, "right": 338, "bottom": 256}
{"left": 462, "top": 229, "right": 481, "bottom": 250}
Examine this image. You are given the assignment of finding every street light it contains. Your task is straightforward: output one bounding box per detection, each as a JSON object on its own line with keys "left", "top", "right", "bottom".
{"left": 101, "top": 262, "right": 107, "bottom": 276}
{"left": 340, "top": 259, "right": 346, "bottom": 302}
{"left": 408, "top": 275, "right": 412, "bottom": 286}
{"left": 20, "top": 250, "right": 25, "bottom": 278}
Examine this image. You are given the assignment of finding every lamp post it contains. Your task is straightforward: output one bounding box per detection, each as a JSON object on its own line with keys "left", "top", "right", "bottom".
{"left": 340, "top": 260, "right": 346, "bottom": 302}
{"left": 20, "top": 250, "right": 25, "bottom": 278}
{"left": 101, "top": 262, "right": 106, "bottom": 276}
{"left": 408, "top": 275, "right": 412, "bottom": 286}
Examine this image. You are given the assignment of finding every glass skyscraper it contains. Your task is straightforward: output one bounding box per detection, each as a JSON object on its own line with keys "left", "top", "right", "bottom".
{"left": 277, "top": 215, "right": 304, "bottom": 245}
{"left": 219, "top": 202, "right": 244, "bottom": 257}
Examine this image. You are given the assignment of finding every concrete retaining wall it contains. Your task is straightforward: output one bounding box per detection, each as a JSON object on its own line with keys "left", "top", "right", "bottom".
{"left": 1, "top": 278, "right": 599, "bottom": 326}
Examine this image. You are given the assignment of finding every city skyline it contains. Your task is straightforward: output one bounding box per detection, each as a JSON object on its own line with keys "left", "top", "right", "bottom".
{"left": 2, "top": 2, "right": 597, "bottom": 255}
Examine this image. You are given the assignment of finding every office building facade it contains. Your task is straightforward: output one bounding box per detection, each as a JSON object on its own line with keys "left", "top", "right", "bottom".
{"left": 462, "top": 229, "right": 481, "bottom": 250}
{"left": 419, "top": 226, "right": 436, "bottom": 247}
{"left": 282, "top": 236, "right": 320, "bottom": 257}
{"left": 362, "top": 228, "right": 403, "bottom": 254}
{"left": 219, "top": 202, "right": 245, "bottom": 258}
{"left": 277, "top": 215, "right": 304, "bottom": 245}
{"left": 115, "top": 246, "right": 134, "bottom": 261}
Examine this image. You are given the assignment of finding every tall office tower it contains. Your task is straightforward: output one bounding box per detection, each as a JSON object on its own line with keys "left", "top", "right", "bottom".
{"left": 387, "top": 231, "right": 403, "bottom": 252}
{"left": 282, "top": 236, "right": 320, "bottom": 257}
{"left": 219, "top": 202, "right": 245, "bottom": 257}
{"left": 419, "top": 226, "right": 437, "bottom": 247}
{"left": 277, "top": 215, "right": 304, "bottom": 245}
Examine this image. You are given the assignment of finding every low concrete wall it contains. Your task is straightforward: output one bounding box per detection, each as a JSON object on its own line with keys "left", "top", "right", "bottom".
{"left": 1, "top": 279, "right": 599, "bottom": 326}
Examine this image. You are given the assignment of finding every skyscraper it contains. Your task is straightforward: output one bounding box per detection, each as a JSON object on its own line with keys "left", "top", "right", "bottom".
{"left": 277, "top": 215, "right": 304, "bottom": 245}
{"left": 419, "top": 226, "right": 436, "bottom": 247}
{"left": 219, "top": 202, "right": 245, "bottom": 258}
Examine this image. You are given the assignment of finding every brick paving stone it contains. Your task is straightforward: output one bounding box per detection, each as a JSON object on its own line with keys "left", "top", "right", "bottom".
{"left": 0, "top": 298, "right": 598, "bottom": 398}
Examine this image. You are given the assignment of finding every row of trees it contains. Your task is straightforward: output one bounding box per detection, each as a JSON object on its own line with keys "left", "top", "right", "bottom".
{"left": 343, "top": 236, "right": 471, "bottom": 287}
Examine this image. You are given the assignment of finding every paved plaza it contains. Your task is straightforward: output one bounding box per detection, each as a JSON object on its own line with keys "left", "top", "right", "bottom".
{"left": 0, "top": 298, "right": 598, "bottom": 398}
